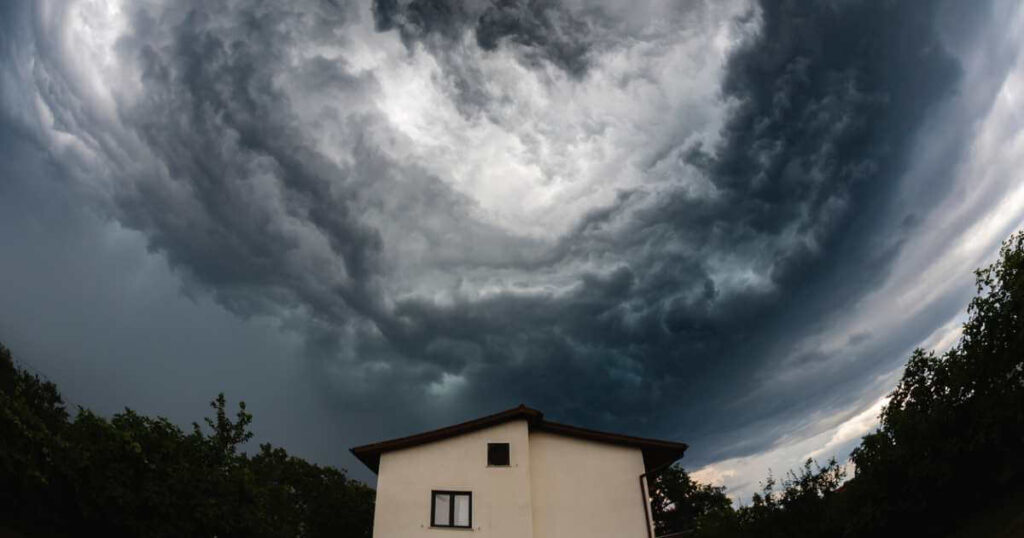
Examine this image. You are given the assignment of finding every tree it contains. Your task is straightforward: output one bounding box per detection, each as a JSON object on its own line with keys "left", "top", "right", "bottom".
{"left": 659, "top": 231, "right": 1024, "bottom": 538}
{"left": 0, "top": 344, "right": 74, "bottom": 535}
{"left": 0, "top": 344, "right": 375, "bottom": 538}
{"left": 735, "top": 458, "right": 845, "bottom": 538}
{"left": 847, "top": 231, "right": 1024, "bottom": 536}
{"left": 650, "top": 464, "right": 735, "bottom": 535}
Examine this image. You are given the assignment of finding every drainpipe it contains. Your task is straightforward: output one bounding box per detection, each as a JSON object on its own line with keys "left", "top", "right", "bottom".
{"left": 639, "top": 472, "right": 655, "bottom": 538}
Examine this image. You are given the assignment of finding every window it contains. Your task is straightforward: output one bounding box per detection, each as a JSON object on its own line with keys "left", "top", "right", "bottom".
{"left": 487, "top": 442, "right": 510, "bottom": 466}
{"left": 431, "top": 491, "right": 471, "bottom": 528}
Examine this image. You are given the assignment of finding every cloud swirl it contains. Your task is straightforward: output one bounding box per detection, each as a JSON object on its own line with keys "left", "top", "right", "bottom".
{"left": 3, "top": 0, "right": 1022, "bottom": 483}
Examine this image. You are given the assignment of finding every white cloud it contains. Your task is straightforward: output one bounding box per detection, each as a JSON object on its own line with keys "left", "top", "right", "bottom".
{"left": 691, "top": 385, "right": 893, "bottom": 503}
{"left": 807, "top": 396, "right": 888, "bottom": 462}
{"left": 365, "top": 1, "right": 753, "bottom": 238}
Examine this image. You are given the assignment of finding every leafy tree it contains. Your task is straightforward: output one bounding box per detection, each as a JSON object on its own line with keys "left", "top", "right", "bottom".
{"left": 847, "top": 231, "right": 1024, "bottom": 536}
{"left": 734, "top": 458, "right": 845, "bottom": 538}
{"left": 650, "top": 464, "right": 734, "bottom": 535}
{"left": 0, "top": 344, "right": 374, "bottom": 538}
{"left": 0, "top": 344, "right": 74, "bottom": 535}
{"left": 655, "top": 231, "right": 1024, "bottom": 538}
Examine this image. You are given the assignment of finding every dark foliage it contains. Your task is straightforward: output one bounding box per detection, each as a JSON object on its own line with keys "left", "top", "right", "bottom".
{"left": 0, "top": 348, "right": 374, "bottom": 538}
{"left": 652, "top": 232, "right": 1024, "bottom": 537}
{"left": 650, "top": 464, "right": 734, "bottom": 536}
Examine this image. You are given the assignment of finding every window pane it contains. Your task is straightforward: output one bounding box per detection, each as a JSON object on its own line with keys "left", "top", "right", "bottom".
{"left": 433, "top": 493, "right": 450, "bottom": 526}
{"left": 488, "top": 443, "right": 510, "bottom": 466}
{"left": 453, "top": 494, "right": 470, "bottom": 526}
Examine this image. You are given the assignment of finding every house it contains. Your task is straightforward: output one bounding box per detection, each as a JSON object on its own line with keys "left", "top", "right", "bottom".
{"left": 350, "top": 405, "right": 687, "bottom": 538}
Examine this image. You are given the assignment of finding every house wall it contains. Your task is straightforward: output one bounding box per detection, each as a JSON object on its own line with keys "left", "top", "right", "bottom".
{"left": 528, "top": 431, "right": 649, "bottom": 538}
{"left": 372, "top": 419, "right": 535, "bottom": 538}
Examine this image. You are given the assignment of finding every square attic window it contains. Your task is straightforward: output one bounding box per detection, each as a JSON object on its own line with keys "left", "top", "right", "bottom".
{"left": 487, "top": 442, "right": 510, "bottom": 466}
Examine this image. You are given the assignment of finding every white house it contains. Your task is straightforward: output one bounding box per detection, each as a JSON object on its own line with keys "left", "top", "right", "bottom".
{"left": 350, "top": 405, "right": 687, "bottom": 538}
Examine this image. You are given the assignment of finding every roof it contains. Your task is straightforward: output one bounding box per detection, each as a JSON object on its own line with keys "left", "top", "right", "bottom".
{"left": 349, "top": 404, "right": 687, "bottom": 474}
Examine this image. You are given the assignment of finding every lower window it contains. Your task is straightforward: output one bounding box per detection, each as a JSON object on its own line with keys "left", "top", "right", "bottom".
{"left": 431, "top": 490, "right": 472, "bottom": 528}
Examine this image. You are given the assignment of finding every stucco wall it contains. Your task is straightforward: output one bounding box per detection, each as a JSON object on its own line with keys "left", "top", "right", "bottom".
{"left": 528, "top": 431, "right": 649, "bottom": 538}
{"left": 372, "top": 419, "right": 534, "bottom": 538}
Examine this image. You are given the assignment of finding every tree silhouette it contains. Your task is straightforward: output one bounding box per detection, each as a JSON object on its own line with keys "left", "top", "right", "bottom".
{"left": 651, "top": 231, "right": 1024, "bottom": 537}
{"left": 0, "top": 345, "right": 374, "bottom": 538}
{"left": 650, "top": 464, "right": 733, "bottom": 536}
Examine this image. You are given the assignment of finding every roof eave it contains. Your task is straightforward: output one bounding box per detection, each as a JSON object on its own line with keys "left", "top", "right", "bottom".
{"left": 348, "top": 405, "right": 687, "bottom": 475}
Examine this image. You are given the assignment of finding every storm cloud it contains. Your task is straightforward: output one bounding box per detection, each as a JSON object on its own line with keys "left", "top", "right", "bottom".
{"left": 2, "top": 0, "right": 1023, "bottom": 495}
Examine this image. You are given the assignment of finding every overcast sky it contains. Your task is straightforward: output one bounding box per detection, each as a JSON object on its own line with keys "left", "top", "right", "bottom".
{"left": 1, "top": 0, "right": 1023, "bottom": 502}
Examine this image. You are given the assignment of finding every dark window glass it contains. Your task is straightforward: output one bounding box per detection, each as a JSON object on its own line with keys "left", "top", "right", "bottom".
{"left": 431, "top": 491, "right": 472, "bottom": 528}
{"left": 487, "top": 442, "right": 510, "bottom": 466}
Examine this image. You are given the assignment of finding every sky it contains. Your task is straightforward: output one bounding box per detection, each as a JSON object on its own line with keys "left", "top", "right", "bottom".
{"left": 1, "top": 0, "right": 1022, "bottom": 502}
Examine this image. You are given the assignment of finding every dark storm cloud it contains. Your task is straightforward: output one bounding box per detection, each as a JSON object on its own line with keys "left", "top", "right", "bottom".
{"left": 1, "top": 0, "right": 1010, "bottom": 481}
{"left": 358, "top": 0, "right": 972, "bottom": 453}
{"left": 109, "top": 0, "right": 528, "bottom": 325}
{"left": 373, "top": 0, "right": 594, "bottom": 76}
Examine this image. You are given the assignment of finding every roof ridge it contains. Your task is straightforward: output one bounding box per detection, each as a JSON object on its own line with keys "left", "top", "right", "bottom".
{"left": 349, "top": 405, "right": 686, "bottom": 474}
